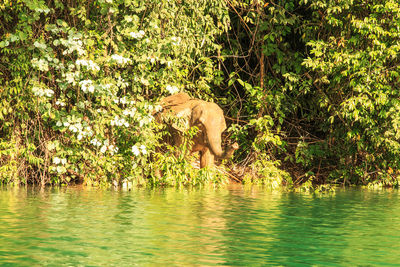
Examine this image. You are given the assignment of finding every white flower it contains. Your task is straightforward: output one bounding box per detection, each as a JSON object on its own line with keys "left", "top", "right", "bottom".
{"left": 79, "top": 80, "right": 94, "bottom": 93}
{"left": 55, "top": 100, "right": 66, "bottom": 107}
{"left": 125, "top": 16, "right": 133, "bottom": 22}
{"left": 171, "top": 36, "right": 181, "bottom": 46}
{"left": 61, "top": 158, "right": 67, "bottom": 165}
{"left": 120, "top": 97, "right": 128, "bottom": 104}
{"left": 56, "top": 166, "right": 65, "bottom": 174}
{"left": 32, "top": 86, "right": 42, "bottom": 97}
{"left": 100, "top": 145, "right": 107, "bottom": 154}
{"left": 91, "top": 138, "right": 102, "bottom": 147}
{"left": 56, "top": 121, "right": 63, "bottom": 127}
{"left": 147, "top": 55, "right": 159, "bottom": 64}
{"left": 45, "top": 89, "right": 54, "bottom": 97}
{"left": 116, "top": 76, "right": 129, "bottom": 88}
{"left": 106, "top": 145, "right": 119, "bottom": 156}
{"left": 140, "top": 145, "right": 147, "bottom": 155}
{"left": 76, "top": 59, "right": 100, "bottom": 71}
{"left": 99, "top": 83, "right": 112, "bottom": 92}
{"left": 130, "top": 30, "right": 145, "bottom": 39}
{"left": 34, "top": 41, "right": 47, "bottom": 50}
{"left": 111, "top": 54, "right": 131, "bottom": 65}
{"left": 31, "top": 58, "right": 49, "bottom": 71}
{"left": 64, "top": 122, "right": 70, "bottom": 127}
{"left": 110, "top": 116, "right": 130, "bottom": 127}
{"left": 77, "top": 133, "right": 83, "bottom": 140}
{"left": 77, "top": 59, "right": 87, "bottom": 66}
{"left": 131, "top": 145, "right": 140, "bottom": 156}
{"left": 64, "top": 72, "right": 78, "bottom": 85}
{"left": 154, "top": 105, "right": 163, "bottom": 112}
{"left": 123, "top": 108, "right": 136, "bottom": 117}
{"left": 61, "top": 35, "right": 86, "bottom": 56}
{"left": 166, "top": 85, "right": 179, "bottom": 94}
{"left": 33, "top": 86, "right": 54, "bottom": 97}
{"left": 69, "top": 124, "right": 78, "bottom": 133}
{"left": 108, "top": 145, "right": 115, "bottom": 155}
{"left": 140, "top": 77, "right": 150, "bottom": 86}
{"left": 167, "top": 61, "right": 173, "bottom": 67}
{"left": 53, "top": 157, "right": 61, "bottom": 165}
{"left": 65, "top": 73, "right": 75, "bottom": 84}
{"left": 139, "top": 116, "right": 153, "bottom": 127}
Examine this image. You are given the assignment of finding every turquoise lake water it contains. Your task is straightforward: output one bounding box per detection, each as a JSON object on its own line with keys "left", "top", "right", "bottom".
{"left": 1, "top": 185, "right": 400, "bottom": 266}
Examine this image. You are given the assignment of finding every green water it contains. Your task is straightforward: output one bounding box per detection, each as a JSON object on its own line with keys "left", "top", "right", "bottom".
{"left": 1, "top": 186, "right": 400, "bottom": 266}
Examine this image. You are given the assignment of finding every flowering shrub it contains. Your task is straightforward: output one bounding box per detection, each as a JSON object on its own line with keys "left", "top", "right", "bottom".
{"left": 0, "top": 0, "right": 229, "bottom": 186}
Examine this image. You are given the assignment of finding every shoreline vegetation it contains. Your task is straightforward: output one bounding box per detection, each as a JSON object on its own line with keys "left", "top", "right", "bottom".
{"left": 1, "top": 0, "right": 400, "bottom": 188}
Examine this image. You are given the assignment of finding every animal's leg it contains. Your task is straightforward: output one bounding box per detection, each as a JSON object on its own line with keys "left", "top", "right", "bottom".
{"left": 200, "top": 148, "right": 215, "bottom": 168}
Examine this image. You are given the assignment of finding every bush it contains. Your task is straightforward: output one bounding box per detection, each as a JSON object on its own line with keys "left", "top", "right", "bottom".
{"left": 0, "top": 0, "right": 230, "bottom": 186}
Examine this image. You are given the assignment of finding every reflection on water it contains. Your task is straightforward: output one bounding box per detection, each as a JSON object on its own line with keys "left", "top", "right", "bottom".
{"left": 1, "top": 185, "right": 400, "bottom": 266}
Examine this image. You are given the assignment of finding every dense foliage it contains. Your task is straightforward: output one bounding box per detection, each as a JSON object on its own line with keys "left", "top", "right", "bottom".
{"left": 1, "top": 0, "right": 400, "bottom": 187}
{"left": 0, "top": 0, "right": 229, "bottom": 186}
{"left": 220, "top": 0, "right": 400, "bottom": 187}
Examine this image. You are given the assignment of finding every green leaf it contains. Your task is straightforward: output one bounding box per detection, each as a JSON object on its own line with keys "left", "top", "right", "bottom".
{"left": 0, "top": 41, "right": 9, "bottom": 48}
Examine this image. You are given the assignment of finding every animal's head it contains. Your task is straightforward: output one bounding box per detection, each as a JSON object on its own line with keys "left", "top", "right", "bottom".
{"left": 191, "top": 101, "right": 227, "bottom": 157}
{"left": 191, "top": 102, "right": 226, "bottom": 133}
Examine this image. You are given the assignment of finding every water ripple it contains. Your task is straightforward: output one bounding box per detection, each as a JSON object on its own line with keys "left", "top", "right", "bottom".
{"left": 1, "top": 187, "right": 400, "bottom": 266}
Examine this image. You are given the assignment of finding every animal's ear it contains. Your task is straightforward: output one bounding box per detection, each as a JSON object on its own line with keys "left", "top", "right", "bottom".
{"left": 191, "top": 103, "right": 206, "bottom": 125}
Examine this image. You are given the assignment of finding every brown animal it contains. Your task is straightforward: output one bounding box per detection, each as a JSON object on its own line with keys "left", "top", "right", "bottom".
{"left": 157, "top": 93, "right": 238, "bottom": 168}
